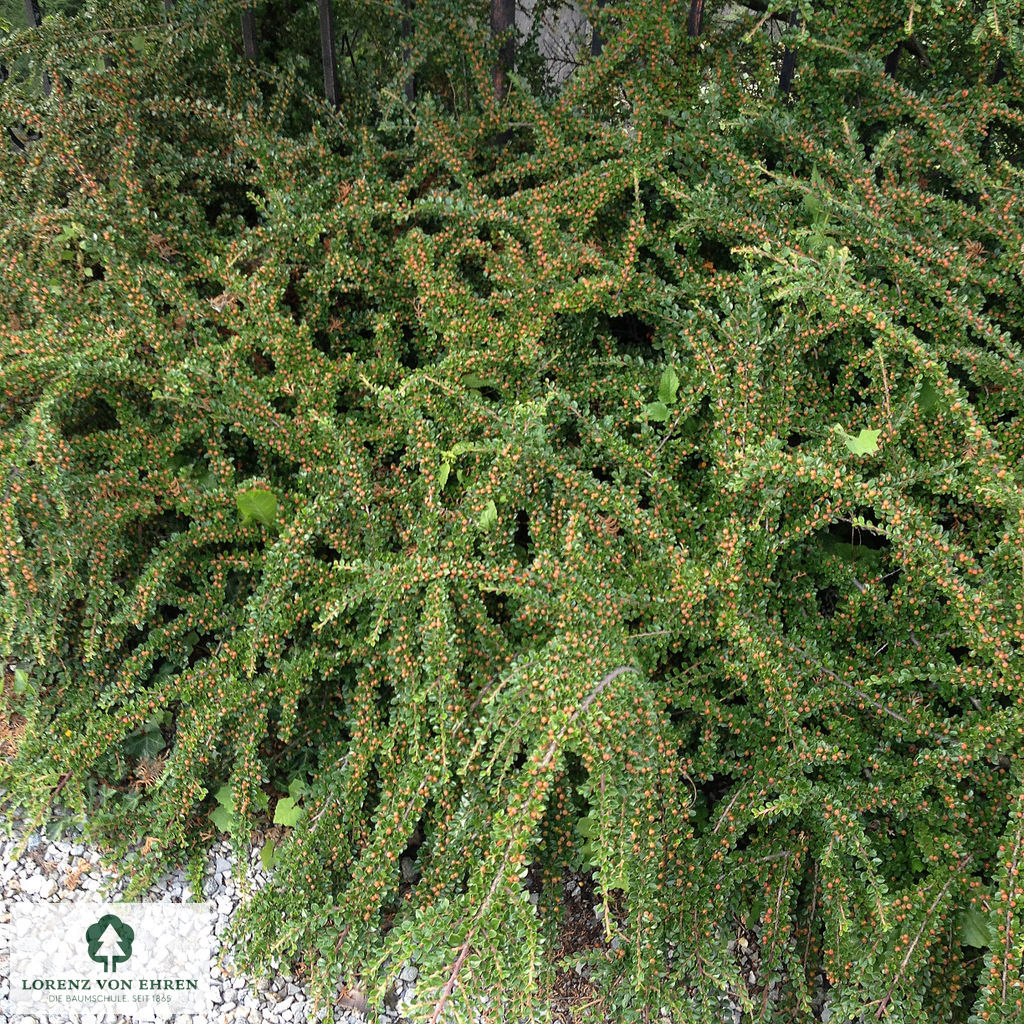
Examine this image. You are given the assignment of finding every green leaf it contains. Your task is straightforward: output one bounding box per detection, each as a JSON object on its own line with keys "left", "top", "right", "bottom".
{"left": 209, "top": 787, "right": 235, "bottom": 832}
{"left": 832, "top": 424, "right": 880, "bottom": 455}
{"left": 273, "top": 795, "right": 304, "bottom": 827}
{"left": 960, "top": 907, "right": 995, "bottom": 948}
{"left": 122, "top": 724, "right": 165, "bottom": 759}
{"left": 12, "top": 668, "right": 29, "bottom": 695}
{"left": 447, "top": 440, "right": 487, "bottom": 459}
{"left": 916, "top": 381, "right": 942, "bottom": 415}
{"left": 646, "top": 401, "right": 670, "bottom": 422}
{"left": 463, "top": 374, "right": 496, "bottom": 389}
{"left": 658, "top": 366, "right": 680, "bottom": 405}
{"left": 260, "top": 837, "right": 278, "bottom": 872}
{"left": 287, "top": 776, "right": 308, "bottom": 800}
{"left": 438, "top": 461, "right": 451, "bottom": 490}
{"left": 576, "top": 814, "right": 597, "bottom": 838}
{"left": 603, "top": 870, "right": 629, "bottom": 892}
{"left": 236, "top": 488, "right": 278, "bottom": 527}
{"left": 209, "top": 804, "right": 233, "bottom": 832}
{"left": 478, "top": 499, "right": 498, "bottom": 531}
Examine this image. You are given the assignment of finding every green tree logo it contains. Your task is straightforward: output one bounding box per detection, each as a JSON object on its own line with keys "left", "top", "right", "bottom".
{"left": 85, "top": 914, "right": 134, "bottom": 973}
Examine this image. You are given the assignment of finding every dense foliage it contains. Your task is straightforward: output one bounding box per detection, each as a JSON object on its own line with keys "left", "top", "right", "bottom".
{"left": 2, "top": 1, "right": 1024, "bottom": 1021}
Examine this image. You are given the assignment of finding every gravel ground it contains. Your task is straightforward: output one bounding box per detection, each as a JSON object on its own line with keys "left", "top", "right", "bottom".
{"left": 0, "top": 810, "right": 411, "bottom": 1024}
{"left": 1, "top": 807, "right": 832, "bottom": 1024}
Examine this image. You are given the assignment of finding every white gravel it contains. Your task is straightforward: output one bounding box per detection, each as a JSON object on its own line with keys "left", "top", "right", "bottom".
{"left": 0, "top": 811, "right": 415, "bottom": 1024}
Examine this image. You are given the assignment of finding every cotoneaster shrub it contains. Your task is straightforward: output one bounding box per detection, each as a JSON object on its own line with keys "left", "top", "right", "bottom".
{"left": 1, "top": 1, "right": 1023, "bottom": 1021}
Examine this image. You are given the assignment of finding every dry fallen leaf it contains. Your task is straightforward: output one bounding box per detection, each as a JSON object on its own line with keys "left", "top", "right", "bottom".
{"left": 210, "top": 292, "right": 241, "bottom": 313}
{"left": 336, "top": 985, "right": 368, "bottom": 1013}
{"left": 63, "top": 858, "right": 93, "bottom": 892}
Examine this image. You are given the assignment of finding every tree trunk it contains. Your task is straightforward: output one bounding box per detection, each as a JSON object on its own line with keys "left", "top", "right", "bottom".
{"left": 403, "top": 0, "right": 416, "bottom": 104}
{"left": 318, "top": 0, "right": 340, "bottom": 108}
{"left": 591, "top": 0, "right": 606, "bottom": 57}
{"left": 688, "top": 0, "right": 704, "bottom": 38}
{"left": 490, "top": 0, "right": 515, "bottom": 104}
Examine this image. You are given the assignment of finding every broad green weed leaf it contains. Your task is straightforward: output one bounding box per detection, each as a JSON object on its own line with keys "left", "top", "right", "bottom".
{"left": 274, "top": 795, "right": 304, "bottom": 827}
{"left": 122, "top": 723, "right": 166, "bottom": 759}
{"left": 209, "top": 804, "right": 233, "bottom": 832}
{"left": 833, "top": 424, "right": 880, "bottom": 455}
{"left": 646, "top": 401, "right": 670, "bottom": 422}
{"left": 916, "top": 381, "right": 942, "bottom": 415}
{"left": 260, "top": 838, "right": 278, "bottom": 872}
{"left": 236, "top": 488, "right": 278, "bottom": 527}
{"left": 959, "top": 907, "right": 995, "bottom": 948}
{"left": 478, "top": 499, "right": 498, "bottom": 531}
{"left": 658, "top": 366, "right": 680, "bottom": 405}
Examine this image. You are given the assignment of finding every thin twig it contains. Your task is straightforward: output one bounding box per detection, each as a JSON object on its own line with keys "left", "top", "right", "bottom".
{"left": 428, "top": 666, "right": 639, "bottom": 1023}
{"left": 874, "top": 855, "right": 972, "bottom": 1018}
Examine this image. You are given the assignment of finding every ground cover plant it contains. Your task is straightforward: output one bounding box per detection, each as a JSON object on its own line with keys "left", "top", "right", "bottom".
{"left": 1, "top": 1, "right": 1024, "bottom": 1021}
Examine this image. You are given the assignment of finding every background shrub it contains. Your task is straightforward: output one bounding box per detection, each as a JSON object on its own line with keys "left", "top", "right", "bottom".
{"left": 2, "top": 1, "right": 1023, "bottom": 1021}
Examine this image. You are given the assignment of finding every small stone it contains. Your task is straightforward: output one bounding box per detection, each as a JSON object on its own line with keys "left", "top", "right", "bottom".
{"left": 211, "top": 988, "right": 223, "bottom": 1004}
{"left": 399, "top": 964, "right": 419, "bottom": 984}
{"left": 221, "top": 1000, "right": 236, "bottom": 1013}
{"left": 737, "top": 936, "right": 748, "bottom": 950}
{"left": 278, "top": 996, "right": 294, "bottom": 1012}
{"left": 21, "top": 874, "right": 56, "bottom": 898}
{"left": 748, "top": 971, "right": 757, "bottom": 985}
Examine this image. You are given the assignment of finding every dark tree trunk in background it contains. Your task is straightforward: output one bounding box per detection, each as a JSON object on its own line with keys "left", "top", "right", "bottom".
{"left": 490, "top": 0, "right": 515, "bottom": 104}
{"left": 241, "top": 6, "right": 258, "bottom": 62}
{"left": 779, "top": 11, "right": 799, "bottom": 98}
{"left": 687, "top": 0, "right": 704, "bottom": 37}
{"left": 318, "top": 0, "right": 340, "bottom": 108}
{"left": 403, "top": 0, "right": 416, "bottom": 104}
{"left": 591, "top": 0, "right": 606, "bottom": 57}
